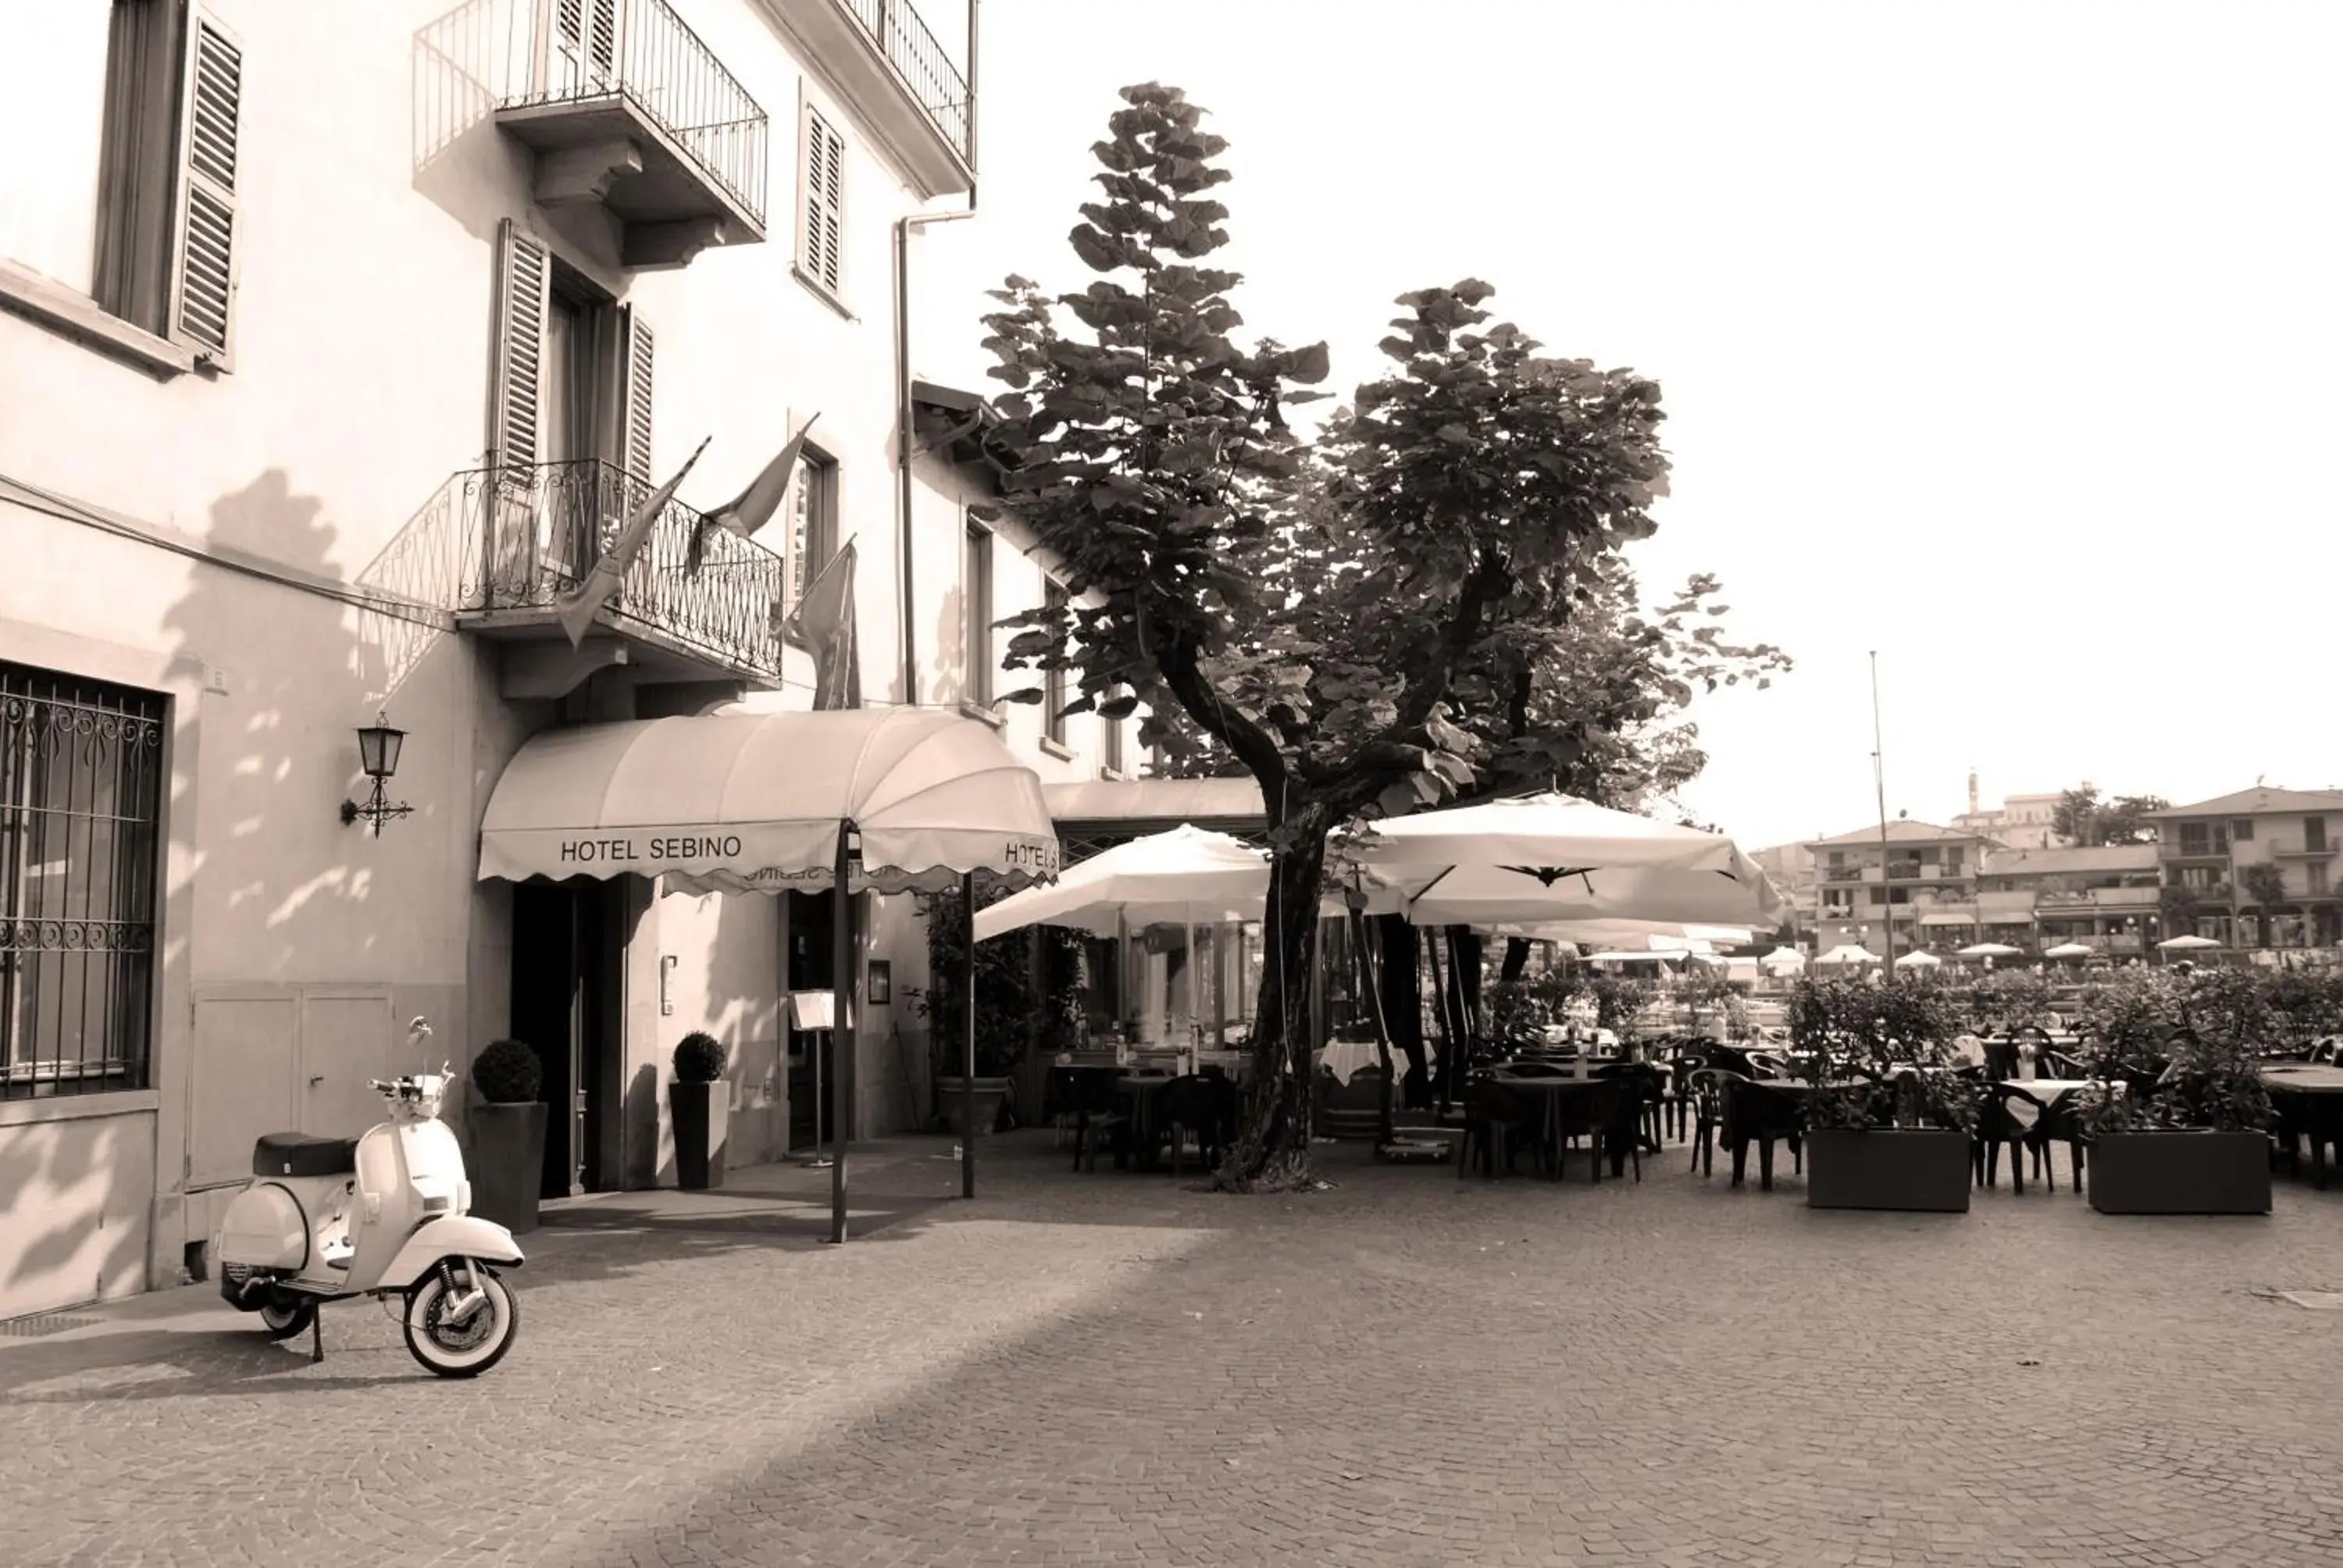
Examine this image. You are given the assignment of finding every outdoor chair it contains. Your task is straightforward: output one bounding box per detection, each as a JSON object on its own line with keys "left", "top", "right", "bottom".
{"left": 1594, "top": 1060, "right": 1669, "bottom": 1153}
{"left": 1064, "top": 1067, "right": 1132, "bottom": 1174}
{"left": 1684, "top": 1067, "right": 1746, "bottom": 1177}
{"left": 1154, "top": 1073, "right": 1236, "bottom": 1176}
{"left": 1457, "top": 1077, "right": 1546, "bottom": 1180}
{"left": 1981, "top": 1037, "right": 2021, "bottom": 1081}
{"left": 1974, "top": 1082, "right": 2046, "bottom": 1193}
{"left": 2273, "top": 1091, "right": 2342, "bottom": 1191}
{"left": 1724, "top": 1077, "right": 1806, "bottom": 1192}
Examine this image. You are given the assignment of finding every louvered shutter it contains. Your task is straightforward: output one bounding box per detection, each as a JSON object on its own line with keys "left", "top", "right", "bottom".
{"left": 619, "top": 306, "right": 654, "bottom": 479}
{"left": 553, "top": 0, "right": 619, "bottom": 94}
{"left": 169, "top": 9, "right": 242, "bottom": 367}
{"left": 801, "top": 105, "right": 844, "bottom": 294}
{"left": 488, "top": 219, "right": 551, "bottom": 470}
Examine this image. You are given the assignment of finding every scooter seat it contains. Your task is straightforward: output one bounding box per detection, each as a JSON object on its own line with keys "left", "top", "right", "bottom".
{"left": 251, "top": 1132, "right": 359, "bottom": 1178}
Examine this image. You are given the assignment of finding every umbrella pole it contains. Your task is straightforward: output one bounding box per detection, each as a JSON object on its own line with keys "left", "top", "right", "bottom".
{"left": 1350, "top": 906, "right": 1396, "bottom": 1148}
{"left": 961, "top": 869, "right": 978, "bottom": 1200}
{"left": 829, "top": 821, "right": 854, "bottom": 1245}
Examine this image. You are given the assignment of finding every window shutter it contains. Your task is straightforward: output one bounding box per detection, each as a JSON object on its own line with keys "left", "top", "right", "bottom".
{"left": 620, "top": 305, "right": 654, "bottom": 479}
{"left": 801, "top": 105, "right": 843, "bottom": 294}
{"left": 168, "top": 9, "right": 242, "bottom": 367}
{"left": 553, "top": 0, "right": 619, "bottom": 91}
{"left": 488, "top": 219, "right": 551, "bottom": 469}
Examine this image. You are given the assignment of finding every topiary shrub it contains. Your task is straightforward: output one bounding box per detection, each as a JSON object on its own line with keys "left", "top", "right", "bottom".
{"left": 472, "top": 1038, "right": 543, "bottom": 1104}
{"left": 672, "top": 1031, "right": 727, "bottom": 1084}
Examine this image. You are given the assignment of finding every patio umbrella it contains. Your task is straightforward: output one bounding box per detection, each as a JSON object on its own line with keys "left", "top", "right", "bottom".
{"left": 1347, "top": 791, "right": 1781, "bottom": 928}
{"left": 2159, "top": 934, "right": 2221, "bottom": 951}
{"left": 1473, "top": 919, "right": 1753, "bottom": 948}
{"left": 2042, "top": 941, "right": 2099, "bottom": 960}
{"left": 1956, "top": 943, "right": 2024, "bottom": 960}
{"left": 477, "top": 707, "right": 1060, "bottom": 1241}
{"left": 1813, "top": 944, "right": 1882, "bottom": 967}
{"left": 1893, "top": 950, "right": 1943, "bottom": 969}
{"left": 970, "top": 823, "right": 1280, "bottom": 939}
{"left": 1759, "top": 946, "right": 1806, "bottom": 971}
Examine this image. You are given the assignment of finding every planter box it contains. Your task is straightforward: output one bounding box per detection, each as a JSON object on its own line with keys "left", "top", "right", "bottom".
{"left": 466, "top": 1099, "right": 547, "bottom": 1235}
{"left": 2088, "top": 1131, "right": 2271, "bottom": 1215}
{"left": 671, "top": 1079, "right": 730, "bottom": 1191}
{"left": 1806, "top": 1127, "right": 1972, "bottom": 1213}
{"left": 935, "top": 1075, "right": 1012, "bottom": 1137}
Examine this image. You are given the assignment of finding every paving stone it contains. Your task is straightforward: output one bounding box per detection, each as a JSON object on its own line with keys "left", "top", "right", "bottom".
{"left": 2, "top": 1136, "right": 2340, "bottom": 1565}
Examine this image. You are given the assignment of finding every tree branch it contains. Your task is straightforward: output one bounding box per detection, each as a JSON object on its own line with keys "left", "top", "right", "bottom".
{"left": 1396, "top": 548, "right": 1511, "bottom": 730}
{"left": 1157, "top": 633, "right": 1294, "bottom": 822}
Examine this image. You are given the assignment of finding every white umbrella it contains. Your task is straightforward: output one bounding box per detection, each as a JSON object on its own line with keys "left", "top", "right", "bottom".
{"left": 2159, "top": 934, "right": 2221, "bottom": 951}
{"left": 1348, "top": 792, "right": 1781, "bottom": 928}
{"left": 2042, "top": 941, "right": 2098, "bottom": 960}
{"left": 1760, "top": 946, "right": 1806, "bottom": 970}
{"left": 1893, "top": 950, "right": 1943, "bottom": 968}
{"left": 1813, "top": 944, "right": 1882, "bottom": 967}
{"left": 1474, "top": 919, "right": 1753, "bottom": 948}
{"left": 971, "top": 823, "right": 1275, "bottom": 939}
{"left": 1585, "top": 950, "right": 1679, "bottom": 964}
{"left": 1956, "top": 943, "right": 2024, "bottom": 959}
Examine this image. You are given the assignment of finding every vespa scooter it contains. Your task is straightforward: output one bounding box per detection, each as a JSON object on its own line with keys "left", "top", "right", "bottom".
{"left": 213, "top": 1017, "right": 525, "bottom": 1377}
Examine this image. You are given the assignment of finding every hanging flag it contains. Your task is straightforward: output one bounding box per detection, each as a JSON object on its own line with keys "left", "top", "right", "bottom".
{"left": 787, "top": 536, "right": 861, "bottom": 710}
{"left": 687, "top": 414, "right": 822, "bottom": 575}
{"left": 555, "top": 437, "right": 711, "bottom": 649}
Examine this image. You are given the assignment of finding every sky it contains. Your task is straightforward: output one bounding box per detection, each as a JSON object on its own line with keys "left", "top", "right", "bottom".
{"left": 911, "top": 0, "right": 2343, "bottom": 850}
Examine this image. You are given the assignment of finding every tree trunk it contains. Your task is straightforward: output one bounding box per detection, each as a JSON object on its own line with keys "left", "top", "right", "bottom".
{"left": 1349, "top": 907, "right": 1396, "bottom": 1146}
{"left": 1225, "top": 809, "right": 1332, "bottom": 1190}
{"left": 1500, "top": 937, "right": 1532, "bottom": 985}
{"left": 1374, "top": 913, "right": 1429, "bottom": 1108}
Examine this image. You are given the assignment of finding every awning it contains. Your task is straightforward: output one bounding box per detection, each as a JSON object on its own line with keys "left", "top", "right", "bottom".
{"left": 1919, "top": 912, "right": 1979, "bottom": 927}
{"left": 478, "top": 708, "right": 1060, "bottom": 894}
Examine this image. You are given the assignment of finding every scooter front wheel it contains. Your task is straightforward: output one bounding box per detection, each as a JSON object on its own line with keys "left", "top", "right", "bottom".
{"left": 402, "top": 1263, "right": 517, "bottom": 1378}
{"left": 259, "top": 1295, "right": 316, "bottom": 1342}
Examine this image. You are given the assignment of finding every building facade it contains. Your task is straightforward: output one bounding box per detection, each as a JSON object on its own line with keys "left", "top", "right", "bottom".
{"left": 1801, "top": 820, "right": 1994, "bottom": 955}
{"left": 0, "top": 0, "right": 1150, "bottom": 1322}
{"left": 1970, "top": 844, "right": 2162, "bottom": 956}
{"left": 2148, "top": 787, "right": 2343, "bottom": 951}
{"left": 1949, "top": 772, "right": 2068, "bottom": 852}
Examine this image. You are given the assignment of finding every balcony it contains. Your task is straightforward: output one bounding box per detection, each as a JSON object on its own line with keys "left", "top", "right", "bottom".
{"left": 2269, "top": 839, "right": 2338, "bottom": 859}
{"left": 2161, "top": 839, "right": 2229, "bottom": 860}
{"left": 498, "top": 0, "right": 768, "bottom": 270}
{"left": 449, "top": 459, "right": 786, "bottom": 691}
{"left": 765, "top": 0, "right": 975, "bottom": 196}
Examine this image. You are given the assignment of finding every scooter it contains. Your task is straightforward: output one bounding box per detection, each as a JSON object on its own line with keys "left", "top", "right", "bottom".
{"left": 213, "top": 1017, "right": 526, "bottom": 1377}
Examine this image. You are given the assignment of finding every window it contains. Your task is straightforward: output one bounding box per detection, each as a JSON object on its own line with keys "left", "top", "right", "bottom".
{"left": 2310, "top": 861, "right": 2331, "bottom": 897}
{"left": 1942, "top": 849, "right": 1963, "bottom": 873}
{"left": 2231, "top": 818, "right": 2255, "bottom": 843}
{"left": 1100, "top": 694, "right": 1126, "bottom": 776}
{"left": 1041, "top": 583, "right": 1068, "bottom": 747}
{"left": 797, "top": 99, "right": 845, "bottom": 298}
{"left": 963, "top": 520, "right": 993, "bottom": 705}
{"left": 787, "top": 447, "right": 837, "bottom": 614}
{"left": 0, "top": 2, "right": 243, "bottom": 368}
{"left": 2307, "top": 817, "right": 2329, "bottom": 854}
{"left": 2, "top": 663, "right": 164, "bottom": 1100}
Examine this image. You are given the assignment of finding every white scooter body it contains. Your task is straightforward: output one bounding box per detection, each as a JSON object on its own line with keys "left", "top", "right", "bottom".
{"left": 213, "top": 1018, "right": 526, "bottom": 1376}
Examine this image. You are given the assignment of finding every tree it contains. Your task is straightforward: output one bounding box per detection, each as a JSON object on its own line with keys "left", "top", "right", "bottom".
{"left": 2052, "top": 786, "right": 2169, "bottom": 846}
{"left": 977, "top": 85, "right": 1674, "bottom": 1185}
{"left": 2240, "top": 861, "right": 2289, "bottom": 947}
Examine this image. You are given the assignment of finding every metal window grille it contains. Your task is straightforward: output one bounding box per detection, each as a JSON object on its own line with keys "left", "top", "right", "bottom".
{"left": 1, "top": 665, "right": 165, "bottom": 1099}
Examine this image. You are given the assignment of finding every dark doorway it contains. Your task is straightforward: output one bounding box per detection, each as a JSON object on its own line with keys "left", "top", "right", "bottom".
{"left": 785, "top": 889, "right": 835, "bottom": 1153}
{"left": 512, "top": 877, "right": 626, "bottom": 1198}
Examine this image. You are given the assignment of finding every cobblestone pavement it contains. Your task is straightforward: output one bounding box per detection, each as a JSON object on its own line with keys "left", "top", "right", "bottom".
{"left": 7, "top": 1135, "right": 2343, "bottom": 1568}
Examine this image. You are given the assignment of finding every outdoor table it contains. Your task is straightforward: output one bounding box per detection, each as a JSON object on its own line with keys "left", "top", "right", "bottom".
{"left": 1992, "top": 1078, "right": 2106, "bottom": 1133}
{"left": 1117, "top": 1074, "right": 1175, "bottom": 1169}
{"left": 2262, "top": 1064, "right": 2343, "bottom": 1191}
{"left": 1489, "top": 1073, "right": 1644, "bottom": 1178}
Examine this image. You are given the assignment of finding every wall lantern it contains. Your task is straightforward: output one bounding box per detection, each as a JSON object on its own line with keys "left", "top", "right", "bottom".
{"left": 340, "top": 711, "right": 414, "bottom": 835}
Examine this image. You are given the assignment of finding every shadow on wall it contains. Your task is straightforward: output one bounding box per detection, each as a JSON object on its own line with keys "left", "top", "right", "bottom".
{"left": 0, "top": 1117, "right": 152, "bottom": 1316}
{"left": 412, "top": 0, "right": 531, "bottom": 246}
{"left": 929, "top": 579, "right": 967, "bottom": 706}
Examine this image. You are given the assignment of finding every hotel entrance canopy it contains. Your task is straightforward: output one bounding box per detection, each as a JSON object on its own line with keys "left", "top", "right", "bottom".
{"left": 476, "top": 707, "right": 1060, "bottom": 1242}
{"left": 478, "top": 707, "right": 1060, "bottom": 893}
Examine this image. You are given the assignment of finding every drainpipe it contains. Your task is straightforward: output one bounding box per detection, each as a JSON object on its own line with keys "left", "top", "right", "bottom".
{"left": 894, "top": 6, "right": 981, "bottom": 704}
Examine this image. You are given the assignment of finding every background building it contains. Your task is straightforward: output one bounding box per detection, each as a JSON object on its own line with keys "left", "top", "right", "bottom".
{"left": 1802, "top": 820, "right": 1994, "bottom": 954}
{"left": 1949, "top": 770, "right": 2068, "bottom": 851}
{"left": 2149, "top": 787, "right": 2343, "bottom": 950}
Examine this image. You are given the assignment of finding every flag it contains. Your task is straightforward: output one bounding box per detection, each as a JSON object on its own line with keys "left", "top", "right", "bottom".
{"left": 687, "top": 414, "right": 822, "bottom": 575}
{"left": 786, "top": 537, "right": 860, "bottom": 710}
{"left": 555, "top": 437, "right": 710, "bottom": 649}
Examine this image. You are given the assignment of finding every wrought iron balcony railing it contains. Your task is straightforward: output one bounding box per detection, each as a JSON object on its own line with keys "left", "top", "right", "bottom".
{"left": 451, "top": 458, "right": 784, "bottom": 676}
{"left": 844, "top": 0, "right": 973, "bottom": 162}
{"left": 501, "top": 0, "right": 769, "bottom": 227}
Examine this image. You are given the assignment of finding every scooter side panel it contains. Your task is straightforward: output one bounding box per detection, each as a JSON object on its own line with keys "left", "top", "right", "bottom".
{"left": 376, "top": 1215, "right": 526, "bottom": 1291}
{"left": 215, "top": 1184, "right": 308, "bottom": 1270}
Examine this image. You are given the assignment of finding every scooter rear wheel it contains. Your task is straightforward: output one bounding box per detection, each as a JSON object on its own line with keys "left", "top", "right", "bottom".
{"left": 402, "top": 1263, "right": 517, "bottom": 1378}
{"left": 259, "top": 1295, "right": 316, "bottom": 1342}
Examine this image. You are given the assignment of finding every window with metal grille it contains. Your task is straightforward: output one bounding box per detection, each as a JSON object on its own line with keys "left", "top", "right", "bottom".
{"left": 1, "top": 665, "right": 165, "bottom": 1100}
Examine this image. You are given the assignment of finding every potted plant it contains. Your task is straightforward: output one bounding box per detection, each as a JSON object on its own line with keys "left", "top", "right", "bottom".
{"left": 467, "top": 1038, "right": 546, "bottom": 1234}
{"left": 917, "top": 882, "right": 1079, "bottom": 1135}
{"left": 2076, "top": 969, "right": 2273, "bottom": 1215}
{"left": 669, "top": 1031, "right": 730, "bottom": 1190}
{"left": 1789, "top": 975, "right": 1976, "bottom": 1213}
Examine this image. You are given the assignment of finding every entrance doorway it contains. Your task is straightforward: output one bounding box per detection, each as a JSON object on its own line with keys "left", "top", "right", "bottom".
{"left": 785, "top": 889, "right": 834, "bottom": 1153}
{"left": 511, "top": 878, "right": 626, "bottom": 1198}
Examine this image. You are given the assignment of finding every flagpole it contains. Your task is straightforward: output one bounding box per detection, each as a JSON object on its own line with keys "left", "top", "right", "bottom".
{"left": 1871, "top": 650, "right": 1895, "bottom": 971}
